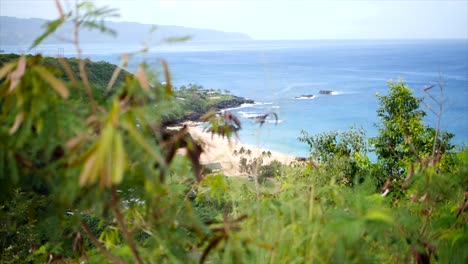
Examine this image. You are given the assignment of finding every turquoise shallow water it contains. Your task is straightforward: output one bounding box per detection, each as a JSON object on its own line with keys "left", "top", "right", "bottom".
{"left": 3, "top": 40, "right": 467, "bottom": 156}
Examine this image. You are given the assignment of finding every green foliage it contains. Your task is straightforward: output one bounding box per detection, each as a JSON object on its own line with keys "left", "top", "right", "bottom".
{"left": 77, "top": 1, "right": 120, "bottom": 36}
{"left": 299, "top": 127, "right": 370, "bottom": 186}
{"left": 0, "top": 54, "right": 129, "bottom": 92}
{"left": 0, "top": 26, "right": 246, "bottom": 264}
{"left": 370, "top": 81, "right": 454, "bottom": 181}
{"left": 0, "top": 190, "right": 44, "bottom": 261}
{"left": 195, "top": 174, "right": 228, "bottom": 203}
{"left": 1, "top": 1, "right": 466, "bottom": 263}
{"left": 155, "top": 84, "right": 240, "bottom": 126}
{"left": 31, "top": 17, "right": 67, "bottom": 49}
{"left": 0, "top": 189, "right": 83, "bottom": 262}
{"left": 258, "top": 160, "right": 283, "bottom": 183}
{"left": 175, "top": 84, "right": 237, "bottom": 112}
{"left": 0, "top": 3, "right": 213, "bottom": 261}
{"left": 371, "top": 81, "right": 426, "bottom": 178}
{"left": 199, "top": 150, "right": 467, "bottom": 263}
{"left": 234, "top": 148, "right": 283, "bottom": 184}
{"left": 31, "top": 0, "right": 119, "bottom": 50}
{"left": 193, "top": 175, "right": 233, "bottom": 223}
{"left": 299, "top": 127, "right": 367, "bottom": 163}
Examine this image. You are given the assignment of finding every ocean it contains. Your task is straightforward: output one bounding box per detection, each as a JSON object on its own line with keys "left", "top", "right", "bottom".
{"left": 3, "top": 39, "right": 467, "bottom": 156}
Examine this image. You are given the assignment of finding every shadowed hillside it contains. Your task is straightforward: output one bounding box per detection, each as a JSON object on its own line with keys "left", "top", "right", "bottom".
{"left": 0, "top": 16, "right": 252, "bottom": 45}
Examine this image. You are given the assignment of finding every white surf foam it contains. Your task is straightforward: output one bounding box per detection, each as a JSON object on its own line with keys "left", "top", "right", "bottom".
{"left": 265, "top": 119, "right": 283, "bottom": 124}
{"left": 224, "top": 103, "right": 256, "bottom": 111}
{"left": 238, "top": 111, "right": 262, "bottom": 119}
{"left": 294, "top": 96, "right": 316, "bottom": 100}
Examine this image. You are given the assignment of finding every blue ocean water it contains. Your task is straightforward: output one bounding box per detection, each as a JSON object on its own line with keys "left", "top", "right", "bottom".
{"left": 3, "top": 40, "right": 467, "bottom": 156}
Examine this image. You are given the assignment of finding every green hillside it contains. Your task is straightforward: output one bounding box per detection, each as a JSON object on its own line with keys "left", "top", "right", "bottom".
{"left": 0, "top": 53, "right": 129, "bottom": 91}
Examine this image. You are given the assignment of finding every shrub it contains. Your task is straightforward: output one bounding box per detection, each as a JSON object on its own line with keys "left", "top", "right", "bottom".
{"left": 258, "top": 160, "right": 283, "bottom": 183}
{"left": 299, "top": 127, "right": 369, "bottom": 186}
{"left": 370, "top": 81, "right": 455, "bottom": 183}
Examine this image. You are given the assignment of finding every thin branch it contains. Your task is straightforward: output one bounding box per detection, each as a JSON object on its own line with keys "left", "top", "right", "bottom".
{"left": 433, "top": 77, "right": 444, "bottom": 167}
{"left": 81, "top": 222, "right": 125, "bottom": 264}
{"left": 422, "top": 77, "right": 445, "bottom": 167}
{"left": 423, "top": 103, "right": 439, "bottom": 116}
{"left": 72, "top": 0, "right": 97, "bottom": 114}
{"left": 14, "top": 153, "right": 35, "bottom": 169}
{"left": 404, "top": 134, "right": 421, "bottom": 162}
{"left": 54, "top": 0, "right": 65, "bottom": 20}
{"left": 57, "top": 57, "right": 79, "bottom": 88}
{"left": 110, "top": 186, "right": 144, "bottom": 264}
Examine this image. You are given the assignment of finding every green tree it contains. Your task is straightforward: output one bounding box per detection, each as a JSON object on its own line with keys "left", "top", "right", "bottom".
{"left": 299, "top": 127, "right": 369, "bottom": 186}
{"left": 370, "top": 81, "right": 454, "bottom": 182}
{"left": 371, "top": 81, "right": 427, "bottom": 179}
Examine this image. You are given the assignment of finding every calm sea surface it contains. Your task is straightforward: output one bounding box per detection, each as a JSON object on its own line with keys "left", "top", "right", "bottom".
{"left": 3, "top": 40, "right": 467, "bottom": 156}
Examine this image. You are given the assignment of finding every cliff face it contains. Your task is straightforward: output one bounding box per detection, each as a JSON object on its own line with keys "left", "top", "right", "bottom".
{"left": 0, "top": 16, "right": 252, "bottom": 45}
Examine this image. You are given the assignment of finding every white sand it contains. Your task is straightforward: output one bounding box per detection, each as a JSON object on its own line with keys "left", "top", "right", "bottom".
{"left": 187, "top": 126, "right": 296, "bottom": 176}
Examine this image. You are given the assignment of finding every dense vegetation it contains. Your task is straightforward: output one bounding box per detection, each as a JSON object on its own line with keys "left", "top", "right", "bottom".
{"left": 159, "top": 84, "right": 253, "bottom": 126}
{"left": 0, "top": 53, "right": 129, "bottom": 91}
{"left": 0, "top": 54, "right": 249, "bottom": 127}
{"left": 0, "top": 1, "right": 466, "bottom": 263}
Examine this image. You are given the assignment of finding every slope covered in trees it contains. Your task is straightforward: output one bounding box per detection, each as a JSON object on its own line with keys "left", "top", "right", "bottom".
{"left": 0, "top": 53, "right": 129, "bottom": 91}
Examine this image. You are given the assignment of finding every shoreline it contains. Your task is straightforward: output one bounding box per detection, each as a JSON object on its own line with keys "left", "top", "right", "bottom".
{"left": 187, "top": 126, "right": 296, "bottom": 177}
{"left": 164, "top": 95, "right": 254, "bottom": 127}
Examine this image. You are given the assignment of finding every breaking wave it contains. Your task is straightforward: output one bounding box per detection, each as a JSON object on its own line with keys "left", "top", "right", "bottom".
{"left": 294, "top": 95, "right": 316, "bottom": 100}
{"left": 238, "top": 111, "right": 261, "bottom": 119}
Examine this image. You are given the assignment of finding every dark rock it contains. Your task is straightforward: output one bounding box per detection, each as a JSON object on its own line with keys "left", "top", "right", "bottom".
{"left": 215, "top": 96, "right": 254, "bottom": 109}
{"left": 163, "top": 96, "right": 254, "bottom": 127}
{"left": 185, "top": 112, "right": 202, "bottom": 121}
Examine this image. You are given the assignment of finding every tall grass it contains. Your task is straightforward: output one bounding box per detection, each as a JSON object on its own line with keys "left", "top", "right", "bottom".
{"left": 195, "top": 149, "right": 467, "bottom": 263}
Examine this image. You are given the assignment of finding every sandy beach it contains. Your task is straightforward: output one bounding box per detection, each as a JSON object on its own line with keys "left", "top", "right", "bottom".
{"left": 186, "top": 126, "right": 296, "bottom": 176}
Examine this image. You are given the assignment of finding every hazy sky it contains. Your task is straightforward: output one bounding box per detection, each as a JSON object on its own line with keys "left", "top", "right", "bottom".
{"left": 1, "top": 0, "right": 467, "bottom": 40}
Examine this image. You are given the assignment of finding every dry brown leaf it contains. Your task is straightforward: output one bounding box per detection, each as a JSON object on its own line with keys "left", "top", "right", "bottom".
{"left": 66, "top": 134, "right": 86, "bottom": 150}
{"left": 9, "top": 56, "right": 27, "bottom": 92}
{"left": 9, "top": 112, "right": 24, "bottom": 135}
{"left": 79, "top": 153, "right": 97, "bottom": 187}
{"left": 135, "top": 65, "right": 150, "bottom": 91}
{"left": 58, "top": 57, "right": 78, "bottom": 87}
{"left": 254, "top": 112, "right": 278, "bottom": 127}
{"left": 161, "top": 59, "right": 172, "bottom": 95}
{"left": 54, "top": 0, "right": 65, "bottom": 20}
{"left": 33, "top": 66, "right": 69, "bottom": 98}
{"left": 0, "top": 61, "right": 17, "bottom": 80}
{"left": 106, "top": 53, "right": 128, "bottom": 92}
